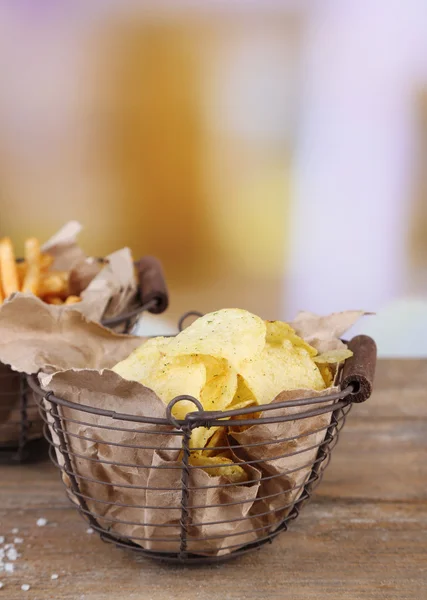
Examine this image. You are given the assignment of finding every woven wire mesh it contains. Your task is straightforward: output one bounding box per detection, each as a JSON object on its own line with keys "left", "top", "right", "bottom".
{"left": 33, "top": 379, "right": 355, "bottom": 563}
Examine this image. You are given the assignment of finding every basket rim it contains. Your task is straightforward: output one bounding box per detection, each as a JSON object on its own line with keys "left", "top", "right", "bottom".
{"left": 27, "top": 372, "right": 355, "bottom": 429}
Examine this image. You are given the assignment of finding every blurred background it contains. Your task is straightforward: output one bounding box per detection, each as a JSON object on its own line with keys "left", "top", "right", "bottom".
{"left": 0, "top": 0, "right": 426, "bottom": 355}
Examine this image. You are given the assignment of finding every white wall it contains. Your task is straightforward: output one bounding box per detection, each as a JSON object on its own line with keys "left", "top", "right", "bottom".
{"left": 286, "top": 0, "right": 427, "bottom": 322}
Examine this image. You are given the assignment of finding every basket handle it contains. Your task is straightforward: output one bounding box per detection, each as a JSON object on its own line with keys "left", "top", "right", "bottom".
{"left": 341, "top": 335, "right": 377, "bottom": 403}
{"left": 136, "top": 256, "right": 169, "bottom": 315}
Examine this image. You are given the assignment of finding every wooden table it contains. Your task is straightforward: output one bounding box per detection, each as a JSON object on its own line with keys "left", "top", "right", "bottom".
{"left": 0, "top": 359, "right": 426, "bottom": 599}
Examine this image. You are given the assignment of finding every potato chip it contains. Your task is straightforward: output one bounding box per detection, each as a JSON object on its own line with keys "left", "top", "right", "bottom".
{"left": 115, "top": 340, "right": 206, "bottom": 423}
{"left": 318, "top": 364, "right": 334, "bottom": 388}
{"left": 189, "top": 453, "right": 248, "bottom": 483}
{"left": 202, "top": 428, "right": 228, "bottom": 456}
{"left": 239, "top": 340, "right": 325, "bottom": 406}
{"left": 230, "top": 374, "right": 257, "bottom": 408}
{"left": 141, "top": 355, "right": 206, "bottom": 421}
{"left": 112, "top": 337, "right": 170, "bottom": 382}
{"left": 314, "top": 348, "right": 353, "bottom": 364}
{"left": 266, "top": 320, "right": 317, "bottom": 357}
{"left": 166, "top": 309, "right": 266, "bottom": 370}
{"left": 199, "top": 356, "right": 238, "bottom": 412}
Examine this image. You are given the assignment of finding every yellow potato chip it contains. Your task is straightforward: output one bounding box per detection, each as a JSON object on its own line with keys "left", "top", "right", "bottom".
{"left": 166, "top": 309, "right": 266, "bottom": 370}
{"left": 188, "top": 355, "right": 238, "bottom": 449}
{"left": 114, "top": 338, "right": 208, "bottom": 438}
{"left": 314, "top": 348, "right": 353, "bottom": 364}
{"left": 149, "top": 361, "right": 206, "bottom": 421}
{"left": 230, "top": 374, "right": 257, "bottom": 408}
{"left": 203, "top": 428, "right": 228, "bottom": 457}
{"left": 318, "top": 364, "right": 334, "bottom": 388}
{"left": 199, "top": 356, "right": 238, "bottom": 412}
{"left": 189, "top": 453, "right": 248, "bottom": 483}
{"left": 266, "top": 320, "right": 318, "bottom": 357}
{"left": 239, "top": 340, "right": 325, "bottom": 406}
{"left": 112, "top": 337, "right": 170, "bottom": 381}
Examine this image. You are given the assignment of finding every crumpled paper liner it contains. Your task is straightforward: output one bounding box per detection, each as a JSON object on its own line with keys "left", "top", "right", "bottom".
{"left": 40, "top": 220, "right": 138, "bottom": 325}
{"left": 34, "top": 310, "right": 366, "bottom": 556}
{"left": 0, "top": 295, "right": 143, "bottom": 445}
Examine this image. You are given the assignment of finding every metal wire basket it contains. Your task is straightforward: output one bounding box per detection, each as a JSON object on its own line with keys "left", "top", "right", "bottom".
{"left": 0, "top": 256, "right": 169, "bottom": 463}
{"left": 30, "top": 333, "right": 376, "bottom": 563}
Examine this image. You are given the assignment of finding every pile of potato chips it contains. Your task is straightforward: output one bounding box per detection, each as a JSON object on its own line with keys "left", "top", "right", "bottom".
{"left": 113, "top": 308, "right": 352, "bottom": 482}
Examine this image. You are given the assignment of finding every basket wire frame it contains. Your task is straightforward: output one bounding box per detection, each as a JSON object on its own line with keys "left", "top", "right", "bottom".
{"left": 33, "top": 373, "right": 357, "bottom": 564}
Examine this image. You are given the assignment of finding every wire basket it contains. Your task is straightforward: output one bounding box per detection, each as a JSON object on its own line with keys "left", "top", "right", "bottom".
{"left": 30, "top": 334, "right": 376, "bottom": 563}
{"left": 0, "top": 256, "right": 169, "bottom": 463}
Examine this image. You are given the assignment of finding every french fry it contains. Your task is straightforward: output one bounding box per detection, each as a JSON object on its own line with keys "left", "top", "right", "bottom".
{"left": 39, "top": 271, "right": 69, "bottom": 297}
{"left": 17, "top": 253, "right": 52, "bottom": 288}
{"left": 16, "top": 261, "right": 27, "bottom": 286}
{"left": 40, "top": 254, "right": 54, "bottom": 271}
{"left": 44, "top": 295, "right": 64, "bottom": 305}
{"left": 22, "top": 237, "right": 41, "bottom": 295}
{"left": 64, "top": 295, "right": 81, "bottom": 305}
{"left": 0, "top": 237, "right": 19, "bottom": 297}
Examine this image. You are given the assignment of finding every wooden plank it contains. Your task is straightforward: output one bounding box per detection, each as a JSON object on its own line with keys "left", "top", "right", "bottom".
{"left": 354, "top": 359, "right": 427, "bottom": 419}
{"left": 0, "top": 500, "right": 425, "bottom": 600}
{"left": 319, "top": 418, "right": 427, "bottom": 501}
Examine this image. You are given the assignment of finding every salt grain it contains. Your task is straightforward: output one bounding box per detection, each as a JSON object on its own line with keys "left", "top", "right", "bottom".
{"left": 0, "top": 537, "right": 4, "bottom": 544}
{"left": 4, "top": 564, "right": 14, "bottom": 574}
{"left": 0, "top": 581, "right": 3, "bottom": 589}
{"left": 11, "top": 529, "right": 18, "bottom": 535}
{"left": 51, "top": 574, "right": 59, "bottom": 580}
{"left": 36, "top": 518, "right": 47, "bottom": 527}
{"left": 13, "top": 538, "right": 23, "bottom": 545}
{"left": 6, "top": 548, "right": 18, "bottom": 562}
{"left": 86, "top": 528, "right": 94, "bottom": 534}
{"left": 21, "top": 584, "right": 30, "bottom": 591}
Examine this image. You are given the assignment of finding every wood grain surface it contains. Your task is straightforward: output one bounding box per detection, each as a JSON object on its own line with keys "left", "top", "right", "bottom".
{"left": 0, "top": 359, "right": 426, "bottom": 600}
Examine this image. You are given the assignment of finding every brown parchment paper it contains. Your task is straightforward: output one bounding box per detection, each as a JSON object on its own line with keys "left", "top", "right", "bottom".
{"left": 0, "top": 295, "right": 143, "bottom": 444}
{"left": 40, "top": 220, "right": 138, "bottom": 324}
{"left": 34, "top": 310, "right": 366, "bottom": 556}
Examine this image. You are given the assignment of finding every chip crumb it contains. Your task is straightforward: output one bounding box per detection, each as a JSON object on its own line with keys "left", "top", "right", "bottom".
{"left": 21, "top": 584, "right": 30, "bottom": 591}
{"left": 4, "top": 563, "right": 14, "bottom": 573}
{"left": 11, "top": 529, "right": 18, "bottom": 535}
{"left": 86, "top": 528, "right": 94, "bottom": 534}
{"left": 36, "top": 518, "right": 47, "bottom": 527}
{"left": 51, "top": 574, "right": 59, "bottom": 580}
{"left": 14, "top": 538, "right": 23, "bottom": 544}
